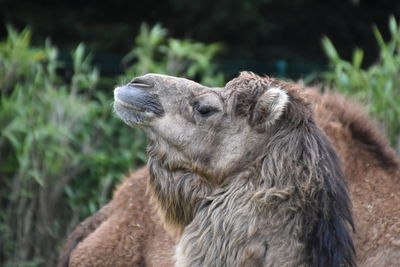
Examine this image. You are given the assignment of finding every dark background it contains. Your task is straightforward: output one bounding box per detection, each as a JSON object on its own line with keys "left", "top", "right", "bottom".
{"left": 1, "top": 0, "right": 400, "bottom": 77}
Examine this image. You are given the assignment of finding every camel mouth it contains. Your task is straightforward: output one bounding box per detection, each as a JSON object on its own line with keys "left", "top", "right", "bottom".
{"left": 113, "top": 84, "right": 164, "bottom": 126}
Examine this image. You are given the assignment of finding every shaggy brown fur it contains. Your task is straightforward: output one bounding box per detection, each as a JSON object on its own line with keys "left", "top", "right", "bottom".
{"left": 58, "top": 167, "right": 175, "bottom": 267}
{"left": 59, "top": 73, "right": 400, "bottom": 266}
{"left": 308, "top": 91, "right": 400, "bottom": 265}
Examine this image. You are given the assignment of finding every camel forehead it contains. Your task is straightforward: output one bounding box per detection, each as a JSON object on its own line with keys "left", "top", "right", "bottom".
{"left": 140, "top": 72, "right": 277, "bottom": 98}
{"left": 151, "top": 73, "right": 265, "bottom": 92}
{"left": 151, "top": 73, "right": 196, "bottom": 85}
{"left": 142, "top": 73, "right": 207, "bottom": 92}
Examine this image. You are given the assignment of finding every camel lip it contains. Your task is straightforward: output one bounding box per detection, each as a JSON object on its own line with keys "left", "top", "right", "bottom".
{"left": 114, "top": 98, "right": 146, "bottom": 112}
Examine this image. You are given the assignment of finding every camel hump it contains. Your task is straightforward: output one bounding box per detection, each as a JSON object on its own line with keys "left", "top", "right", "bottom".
{"left": 307, "top": 89, "right": 400, "bottom": 170}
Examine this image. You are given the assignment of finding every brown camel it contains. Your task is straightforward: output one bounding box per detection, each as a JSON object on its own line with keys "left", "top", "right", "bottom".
{"left": 59, "top": 72, "right": 400, "bottom": 266}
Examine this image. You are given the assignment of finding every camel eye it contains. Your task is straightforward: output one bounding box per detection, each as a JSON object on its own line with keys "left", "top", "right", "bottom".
{"left": 194, "top": 102, "right": 219, "bottom": 118}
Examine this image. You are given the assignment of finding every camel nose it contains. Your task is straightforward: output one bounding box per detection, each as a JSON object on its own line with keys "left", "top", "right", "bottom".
{"left": 114, "top": 84, "right": 164, "bottom": 116}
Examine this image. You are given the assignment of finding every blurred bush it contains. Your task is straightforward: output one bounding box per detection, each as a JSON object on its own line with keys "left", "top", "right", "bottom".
{"left": 120, "top": 23, "right": 224, "bottom": 86}
{"left": 0, "top": 24, "right": 223, "bottom": 266}
{"left": 321, "top": 16, "right": 400, "bottom": 153}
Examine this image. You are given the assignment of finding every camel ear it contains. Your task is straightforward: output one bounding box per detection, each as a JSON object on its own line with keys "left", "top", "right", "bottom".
{"left": 252, "top": 87, "right": 289, "bottom": 128}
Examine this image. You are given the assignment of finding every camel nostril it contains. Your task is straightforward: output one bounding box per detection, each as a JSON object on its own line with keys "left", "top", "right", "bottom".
{"left": 129, "top": 82, "right": 152, "bottom": 88}
{"left": 129, "top": 77, "right": 154, "bottom": 88}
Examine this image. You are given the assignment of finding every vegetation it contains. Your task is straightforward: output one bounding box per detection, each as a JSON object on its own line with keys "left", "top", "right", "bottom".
{"left": 120, "top": 24, "right": 224, "bottom": 86}
{"left": 0, "top": 25, "right": 223, "bottom": 267}
{"left": 321, "top": 16, "right": 400, "bottom": 153}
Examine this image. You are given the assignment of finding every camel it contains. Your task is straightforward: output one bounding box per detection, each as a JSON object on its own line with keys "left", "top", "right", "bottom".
{"left": 59, "top": 72, "right": 400, "bottom": 266}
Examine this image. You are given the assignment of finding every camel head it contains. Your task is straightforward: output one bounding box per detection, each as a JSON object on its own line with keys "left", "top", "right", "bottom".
{"left": 114, "top": 72, "right": 293, "bottom": 181}
{"left": 113, "top": 72, "right": 355, "bottom": 266}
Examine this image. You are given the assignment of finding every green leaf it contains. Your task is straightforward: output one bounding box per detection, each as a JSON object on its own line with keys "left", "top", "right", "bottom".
{"left": 373, "top": 25, "right": 386, "bottom": 50}
{"left": 29, "top": 169, "right": 44, "bottom": 187}
{"left": 389, "top": 15, "right": 398, "bottom": 39}
{"left": 352, "top": 48, "right": 364, "bottom": 69}
{"left": 321, "top": 36, "right": 339, "bottom": 61}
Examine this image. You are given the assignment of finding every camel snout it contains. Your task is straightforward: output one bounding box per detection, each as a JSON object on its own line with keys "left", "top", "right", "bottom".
{"left": 114, "top": 84, "right": 164, "bottom": 116}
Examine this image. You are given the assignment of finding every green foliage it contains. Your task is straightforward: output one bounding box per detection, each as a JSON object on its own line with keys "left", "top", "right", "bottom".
{"left": 0, "top": 25, "right": 48, "bottom": 92}
{"left": 321, "top": 16, "right": 400, "bottom": 153}
{"left": 0, "top": 26, "right": 145, "bottom": 266}
{"left": 0, "top": 24, "right": 223, "bottom": 266}
{"left": 121, "top": 23, "right": 225, "bottom": 87}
